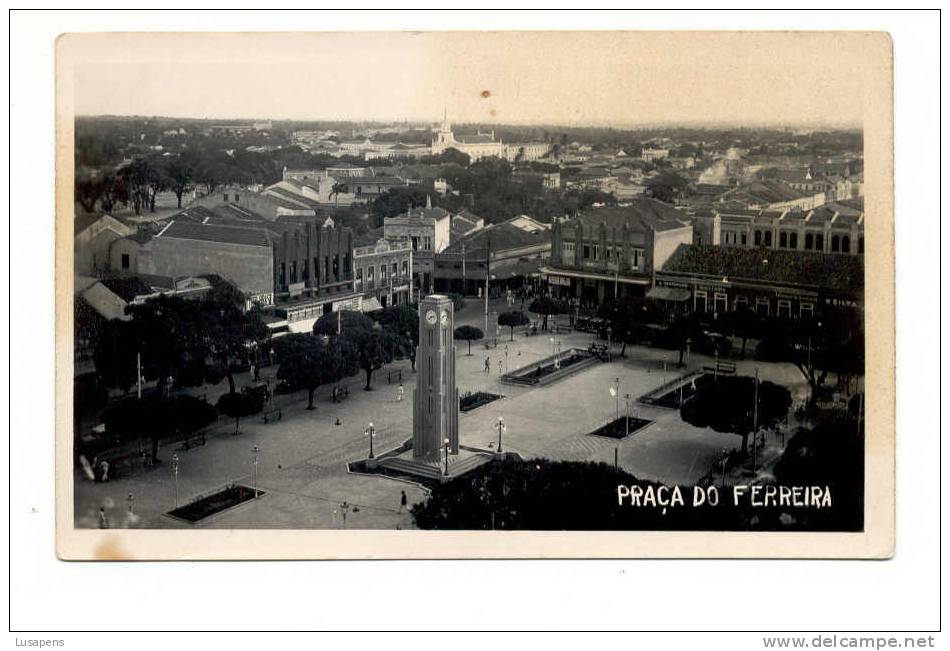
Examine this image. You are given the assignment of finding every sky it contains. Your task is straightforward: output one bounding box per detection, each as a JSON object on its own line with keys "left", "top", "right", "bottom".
{"left": 63, "top": 31, "right": 882, "bottom": 128}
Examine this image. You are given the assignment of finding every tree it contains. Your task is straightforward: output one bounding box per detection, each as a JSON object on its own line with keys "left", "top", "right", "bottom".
{"left": 275, "top": 335, "right": 354, "bottom": 409}
{"left": 454, "top": 325, "right": 483, "bottom": 355}
{"left": 529, "top": 296, "right": 569, "bottom": 331}
{"left": 374, "top": 303, "right": 419, "bottom": 370}
{"left": 100, "top": 394, "right": 214, "bottom": 462}
{"left": 774, "top": 411, "right": 864, "bottom": 531}
{"left": 756, "top": 306, "right": 864, "bottom": 401}
{"left": 330, "top": 181, "right": 349, "bottom": 206}
{"left": 216, "top": 391, "right": 264, "bottom": 435}
{"left": 76, "top": 175, "right": 107, "bottom": 213}
{"left": 314, "top": 310, "right": 397, "bottom": 390}
{"left": 645, "top": 172, "right": 688, "bottom": 203}
{"left": 498, "top": 310, "right": 530, "bottom": 341}
{"left": 166, "top": 158, "right": 194, "bottom": 208}
{"left": 102, "top": 396, "right": 171, "bottom": 461}
{"left": 598, "top": 296, "right": 665, "bottom": 357}
{"left": 680, "top": 374, "right": 792, "bottom": 454}
{"left": 200, "top": 276, "right": 270, "bottom": 395}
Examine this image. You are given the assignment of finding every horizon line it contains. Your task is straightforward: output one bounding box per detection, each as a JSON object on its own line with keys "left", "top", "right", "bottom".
{"left": 76, "top": 113, "right": 864, "bottom": 132}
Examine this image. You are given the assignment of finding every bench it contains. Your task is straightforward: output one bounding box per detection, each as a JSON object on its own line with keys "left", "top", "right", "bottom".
{"left": 261, "top": 407, "right": 282, "bottom": 424}
{"left": 177, "top": 432, "right": 207, "bottom": 451}
{"left": 386, "top": 369, "right": 403, "bottom": 384}
{"left": 588, "top": 342, "right": 610, "bottom": 361}
{"left": 703, "top": 361, "right": 737, "bottom": 376}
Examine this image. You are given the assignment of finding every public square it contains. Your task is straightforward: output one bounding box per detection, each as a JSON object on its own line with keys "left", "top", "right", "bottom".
{"left": 74, "top": 296, "right": 810, "bottom": 530}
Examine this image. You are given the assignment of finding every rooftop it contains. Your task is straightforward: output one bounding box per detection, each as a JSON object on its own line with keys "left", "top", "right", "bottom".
{"left": 659, "top": 244, "right": 864, "bottom": 295}
{"left": 573, "top": 198, "right": 692, "bottom": 233}
{"left": 158, "top": 220, "right": 272, "bottom": 248}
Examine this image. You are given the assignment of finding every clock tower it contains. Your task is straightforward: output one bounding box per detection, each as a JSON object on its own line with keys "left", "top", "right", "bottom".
{"left": 412, "top": 294, "right": 459, "bottom": 459}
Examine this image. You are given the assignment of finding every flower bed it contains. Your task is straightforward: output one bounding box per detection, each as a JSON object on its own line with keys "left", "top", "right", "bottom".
{"left": 166, "top": 484, "right": 263, "bottom": 523}
{"left": 588, "top": 416, "right": 653, "bottom": 439}
{"left": 459, "top": 391, "right": 503, "bottom": 413}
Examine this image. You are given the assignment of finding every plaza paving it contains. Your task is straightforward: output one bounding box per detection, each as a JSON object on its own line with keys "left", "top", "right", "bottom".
{"left": 75, "top": 296, "right": 811, "bottom": 530}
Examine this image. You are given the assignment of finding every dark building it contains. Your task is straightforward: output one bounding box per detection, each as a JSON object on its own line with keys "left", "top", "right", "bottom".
{"left": 653, "top": 243, "right": 864, "bottom": 318}
{"left": 541, "top": 199, "right": 694, "bottom": 306}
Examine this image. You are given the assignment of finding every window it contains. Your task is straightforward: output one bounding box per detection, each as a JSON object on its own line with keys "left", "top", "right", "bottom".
{"left": 290, "top": 261, "right": 297, "bottom": 283}
{"left": 223, "top": 193, "right": 229, "bottom": 202}
{"left": 303, "top": 260, "right": 309, "bottom": 281}
{"left": 411, "top": 237, "right": 419, "bottom": 251}
{"left": 313, "top": 258, "right": 320, "bottom": 284}
{"left": 592, "top": 244, "right": 600, "bottom": 260}
{"left": 740, "top": 232, "right": 747, "bottom": 245}
{"left": 777, "top": 299, "right": 792, "bottom": 318}
{"left": 278, "top": 263, "right": 286, "bottom": 287}
{"left": 630, "top": 248, "right": 643, "bottom": 270}
{"left": 121, "top": 253, "right": 130, "bottom": 270}
{"left": 789, "top": 232, "right": 798, "bottom": 249}
{"left": 805, "top": 233, "right": 814, "bottom": 250}
{"left": 831, "top": 235, "right": 840, "bottom": 252}
{"left": 858, "top": 237, "right": 864, "bottom": 254}
{"left": 764, "top": 231, "right": 772, "bottom": 246}
{"left": 356, "top": 267, "right": 363, "bottom": 282}
{"left": 325, "top": 256, "right": 330, "bottom": 280}
{"left": 235, "top": 193, "right": 240, "bottom": 203}
{"left": 815, "top": 234, "right": 824, "bottom": 251}
{"left": 800, "top": 302, "right": 814, "bottom": 319}
{"left": 583, "top": 244, "right": 591, "bottom": 259}
{"left": 735, "top": 296, "right": 749, "bottom": 310}
{"left": 754, "top": 230, "right": 762, "bottom": 246}
{"left": 401, "top": 260, "right": 408, "bottom": 275}
{"left": 714, "top": 292, "right": 728, "bottom": 315}
{"left": 694, "top": 290, "right": 707, "bottom": 313}
{"left": 779, "top": 232, "right": 788, "bottom": 248}
{"left": 756, "top": 297, "right": 770, "bottom": 316}
{"left": 344, "top": 253, "right": 351, "bottom": 274}
{"left": 841, "top": 236, "right": 850, "bottom": 254}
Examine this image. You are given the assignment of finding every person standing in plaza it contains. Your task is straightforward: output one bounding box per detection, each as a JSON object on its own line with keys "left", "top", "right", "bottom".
{"left": 98, "top": 507, "right": 108, "bottom": 529}
{"left": 397, "top": 382, "right": 405, "bottom": 402}
{"left": 485, "top": 356, "right": 491, "bottom": 373}
{"left": 399, "top": 490, "right": 407, "bottom": 513}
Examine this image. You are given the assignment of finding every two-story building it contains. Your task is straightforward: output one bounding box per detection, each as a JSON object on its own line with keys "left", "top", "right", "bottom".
{"left": 383, "top": 200, "right": 452, "bottom": 292}
{"left": 352, "top": 235, "right": 414, "bottom": 310}
{"left": 433, "top": 215, "right": 551, "bottom": 296}
{"left": 541, "top": 199, "right": 694, "bottom": 306}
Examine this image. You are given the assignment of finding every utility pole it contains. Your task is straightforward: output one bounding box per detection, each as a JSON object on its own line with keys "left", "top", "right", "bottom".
{"left": 752, "top": 368, "right": 759, "bottom": 472}
{"left": 461, "top": 242, "right": 466, "bottom": 296}
{"left": 137, "top": 352, "right": 142, "bottom": 400}
{"left": 484, "top": 237, "right": 491, "bottom": 337}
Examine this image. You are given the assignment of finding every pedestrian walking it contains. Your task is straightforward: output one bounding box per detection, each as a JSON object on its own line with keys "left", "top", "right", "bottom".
{"left": 100, "top": 460, "right": 110, "bottom": 482}
{"left": 399, "top": 490, "right": 407, "bottom": 513}
{"left": 397, "top": 383, "right": 405, "bottom": 402}
{"left": 485, "top": 357, "right": 491, "bottom": 373}
{"left": 498, "top": 359, "right": 503, "bottom": 375}
{"left": 98, "top": 507, "right": 108, "bottom": 529}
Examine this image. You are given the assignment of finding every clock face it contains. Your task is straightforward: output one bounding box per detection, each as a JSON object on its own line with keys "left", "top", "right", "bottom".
{"left": 425, "top": 309, "right": 438, "bottom": 325}
{"left": 440, "top": 311, "right": 449, "bottom": 327}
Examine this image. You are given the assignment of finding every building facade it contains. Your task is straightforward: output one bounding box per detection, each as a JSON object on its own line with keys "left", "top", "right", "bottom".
{"left": 541, "top": 200, "right": 694, "bottom": 305}
{"left": 353, "top": 237, "right": 414, "bottom": 309}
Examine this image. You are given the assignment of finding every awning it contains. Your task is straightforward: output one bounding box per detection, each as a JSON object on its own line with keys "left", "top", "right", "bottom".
{"left": 647, "top": 286, "right": 691, "bottom": 301}
{"left": 361, "top": 297, "right": 383, "bottom": 313}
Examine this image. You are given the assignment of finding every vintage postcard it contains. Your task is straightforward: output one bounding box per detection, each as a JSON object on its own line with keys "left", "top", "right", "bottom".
{"left": 55, "top": 30, "right": 894, "bottom": 559}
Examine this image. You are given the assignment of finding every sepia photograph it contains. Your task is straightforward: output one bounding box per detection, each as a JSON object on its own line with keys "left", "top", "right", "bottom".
{"left": 55, "top": 29, "right": 894, "bottom": 559}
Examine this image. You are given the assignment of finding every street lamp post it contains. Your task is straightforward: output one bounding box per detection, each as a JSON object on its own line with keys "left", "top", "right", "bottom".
{"left": 624, "top": 393, "right": 631, "bottom": 437}
{"left": 171, "top": 453, "right": 179, "bottom": 508}
{"left": 443, "top": 438, "right": 451, "bottom": 476}
{"left": 504, "top": 344, "right": 509, "bottom": 374}
{"left": 495, "top": 416, "right": 506, "bottom": 454}
{"left": 614, "top": 377, "right": 621, "bottom": 421}
{"left": 366, "top": 421, "right": 376, "bottom": 459}
{"left": 252, "top": 445, "right": 260, "bottom": 498}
